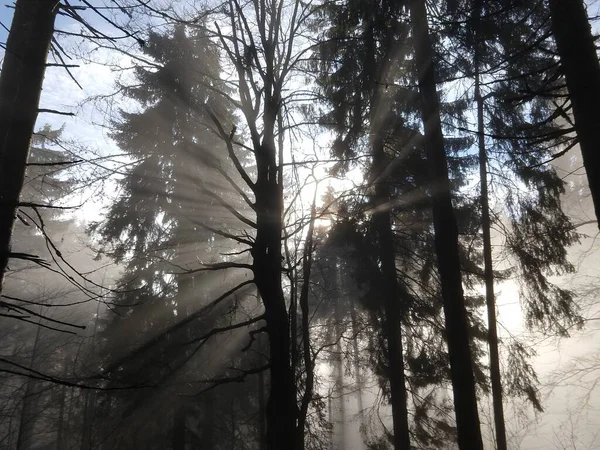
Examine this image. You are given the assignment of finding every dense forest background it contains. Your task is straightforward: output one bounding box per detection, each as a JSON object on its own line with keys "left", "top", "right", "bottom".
{"left": 1, "top": 0, "right": 600, "bottom": 449}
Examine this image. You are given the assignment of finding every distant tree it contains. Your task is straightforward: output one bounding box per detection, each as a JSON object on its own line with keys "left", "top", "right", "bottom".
{"left": 90, "top": 23, "right": 246, "bottom": 448}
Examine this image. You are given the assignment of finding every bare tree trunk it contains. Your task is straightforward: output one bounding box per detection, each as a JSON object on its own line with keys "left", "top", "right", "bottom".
{"left": 548, "top": 0, "right": 600, "bottom": 230}
{"left": 409, "top": 0, "right": 484, "bottom": 448}
{"left": 0, "top": 0, "right": 59, "bottom": 291}
{"left": 473, "top": 2, "right": 507, "bottom": 448}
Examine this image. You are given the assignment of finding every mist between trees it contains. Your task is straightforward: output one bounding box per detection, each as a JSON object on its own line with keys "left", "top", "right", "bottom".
{"left": 0, "top": 0, "right": 600, "bottom": 449}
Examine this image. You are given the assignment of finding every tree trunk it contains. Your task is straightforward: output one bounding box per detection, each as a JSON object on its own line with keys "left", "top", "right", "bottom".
{"left": 0, "top": 0, "right": 59, "bottom": 292}
{"left": 472, "top": 3, "right": 508, "bottom": 449}
{"left": 16, "top": 324, "right": 42, "bottom": 450}
{"left": 257, "top": 362, "right": 266, "bottom": 450}
{"left": 372, "top": 133, "right": 411, "bottom": 449}
{"left": 349, "top": 300, "right": 365, "bottom": 428}
{"left": 476, "top": 72, "right": 508, "bottom": 450}
{"left": 296, "top": 196, "right": 317, "bottom": 450}
{"left": 56, "top": 384, "right": 67, "bottom": 450}
{"left": 253, "top": 105, "right": 297, "bottom": 450}
{"left": 409, "top": 1, "right": 484, "bottom": 448}
{"left": 548, "top": 0, "right": 600, "bottom": 229}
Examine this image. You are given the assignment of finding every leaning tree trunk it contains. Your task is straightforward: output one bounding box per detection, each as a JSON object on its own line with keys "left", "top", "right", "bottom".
{"left": 409, "top": 0, "right": 484, "bottom": 448}
{"left": 548, "top": 0, "right": 600, "bottom": 230}
{"left": 0, "top": 0, "right": 59, "bottom": 292}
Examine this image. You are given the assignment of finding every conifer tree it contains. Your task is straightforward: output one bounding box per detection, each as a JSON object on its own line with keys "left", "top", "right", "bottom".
{"left": 548, "top": 0, "right": 600, "bottom": 230}
{"left": 0, "top": 0, "right": 60, "bottom": 293}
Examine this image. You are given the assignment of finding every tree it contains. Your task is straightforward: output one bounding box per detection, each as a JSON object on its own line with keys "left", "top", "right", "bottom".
{"left": 548, "top": 0, "right": 600, "bottom": 230}
{"left": 0, "top": 0, "right": 60, "bottom": 293}
{"left": 312, "top": 2, "right": 414, "bottom": 446}
{"left": 409, "top": 0, "right": 484, "bottom": 447}
{"left": 91, "top": 23, "right": 252, "bottom": 449}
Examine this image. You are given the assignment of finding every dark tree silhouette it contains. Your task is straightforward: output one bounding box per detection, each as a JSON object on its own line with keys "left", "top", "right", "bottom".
{"left": 0, "top": 0, "right": 59, "bottom": 294}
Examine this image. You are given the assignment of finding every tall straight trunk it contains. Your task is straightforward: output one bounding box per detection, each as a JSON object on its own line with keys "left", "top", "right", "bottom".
{"left": 349, "top": 301, "right": 365, "bottom": 427}
{"left": 80, "top": 391, "right": 94, "bottom": 450}
{"left": 372, "top": 135, "right": 411, "bottom": 449}
{"left": 472, "top": 3, "right": 508, "bottom": 449}
{"left": 0, "top": 0, "right": 59, "bottom": 291}
{"left": 548, "top": 0, "right": 600, "bottom": 229}
{"left": 56, "top": 384, "right": 67, "bottom": 450}
{"left": 409, "top": 1, "right": 484, "bottom": 448}
{"left": 16, "top": 324, "right": 42, "bottom": 450}
{"left": 476, "top": 72, "right": 508, "bottom": 450}
{"left": 362, "top": 10, "right": 411, "bottom": 446}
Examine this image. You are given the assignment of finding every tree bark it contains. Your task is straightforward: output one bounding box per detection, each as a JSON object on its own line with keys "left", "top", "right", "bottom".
{"left": 0, "top": 0, "right": 59, "bottom": 292}
{"left": 253, "top": 102, "right": 297, "bottom": 450}
{"left": 372, "top": 133, "right": 411, "bottom": 450}
{"left": 409, "top": 0, "right": 484, "bottom": 448}
{"left": 548, "top": 0, "right": 600, "bottom": 229}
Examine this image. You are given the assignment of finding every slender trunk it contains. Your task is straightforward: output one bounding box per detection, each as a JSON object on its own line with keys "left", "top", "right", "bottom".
{"left": 476, "top": 71, "right": 508, "bottom": 450}
{"left": 472, "top": 3, "right": 508, "bottom": 449}
{"left": 548, "top": 0, "right": 600, "bottom": 229}
{"left": 80, "top": 391, "right": 93, "bottom": 450}
{"left": 333, "top": 291, "right": 346, "bottom": 450}
{"left": 16, "top": 324, "right": 42, "bottom": 450}
{"left": 0, "top": 0, "right": 59, "bottom": 291}
{"left": 372, "top": 135, "right": 411, "bottom": 449}
{"left": 81, "top": 303, "right": 102, "bottom": 450}
{"left": 409, "top": 1, "right": 484, "bottom": 448}
{"left": 56, "top": 384, "right": 67, "bottom": 450}
{"left": 349, "top": 301, "right": 365, "bottom": 427}
{"left": 296, "top": 194, "right": 317, "bottom": 450}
